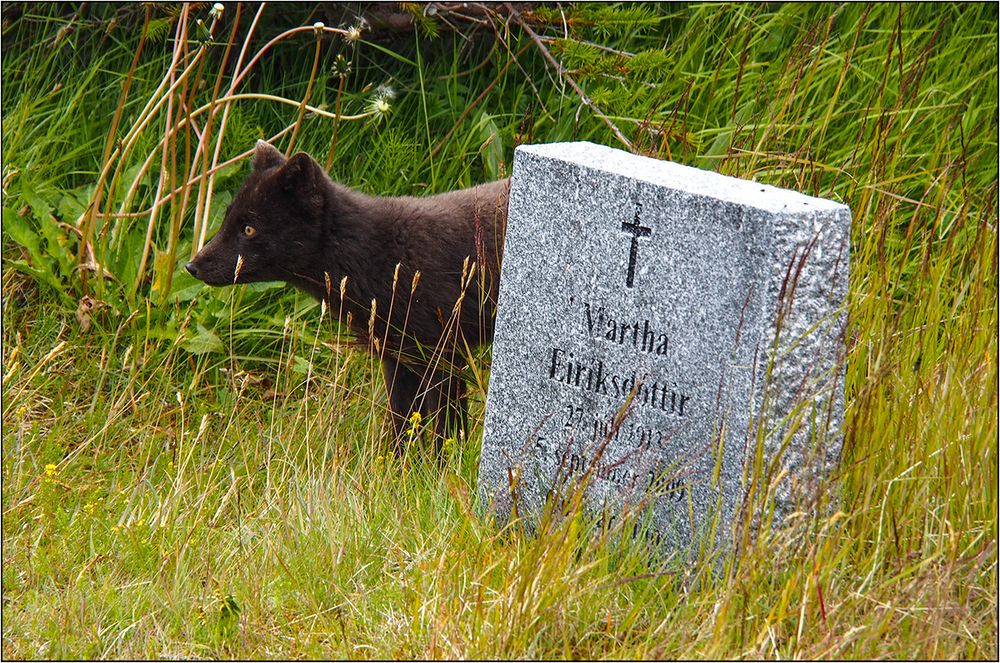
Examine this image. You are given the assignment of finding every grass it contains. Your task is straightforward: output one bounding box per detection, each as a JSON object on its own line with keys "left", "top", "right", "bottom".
{"left": 2, "top": 2, "right": 997, "bottom": 658}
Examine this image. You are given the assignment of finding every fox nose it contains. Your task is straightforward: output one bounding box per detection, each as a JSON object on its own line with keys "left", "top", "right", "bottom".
{"left": 185, "top": 261, "right": 199, "bottom": 278}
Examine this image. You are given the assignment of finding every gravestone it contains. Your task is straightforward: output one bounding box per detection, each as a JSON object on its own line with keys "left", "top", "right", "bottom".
{"left": 478, "top": 142, "right": 851, "bottom": 552}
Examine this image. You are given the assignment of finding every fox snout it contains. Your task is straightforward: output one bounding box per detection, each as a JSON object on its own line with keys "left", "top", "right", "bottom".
{"left": 184, "top": 258, "right": 223, "bottom": 284}
{"left": 185, "top": 254, "right": 226, "bottom": 286}
{"left": 185, "top": 240, "right": 242, "bottom": 286}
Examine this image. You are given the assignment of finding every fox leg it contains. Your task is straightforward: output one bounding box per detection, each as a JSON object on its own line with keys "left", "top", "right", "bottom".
{"left": 382, "top": 356, "right": 468, "bottom": 452}
{"left": 381, "top": 355, "right": 423, "bottom": 452}
{"left": 424, "top": 368, "right": 468, "bottom": 446}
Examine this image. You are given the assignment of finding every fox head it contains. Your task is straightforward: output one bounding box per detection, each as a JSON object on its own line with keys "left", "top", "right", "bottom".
{"left": 186, "top": 140, "right": 328, "bottom": 287}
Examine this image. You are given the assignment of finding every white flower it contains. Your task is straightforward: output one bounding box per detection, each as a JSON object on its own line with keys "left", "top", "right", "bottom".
{"left": 345, "top": 18, "right": 368, "bottom": 43}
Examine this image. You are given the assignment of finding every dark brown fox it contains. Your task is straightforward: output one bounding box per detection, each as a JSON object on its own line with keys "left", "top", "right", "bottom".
{"left": 187, "top": 140, "right": 509, "bottom": 447}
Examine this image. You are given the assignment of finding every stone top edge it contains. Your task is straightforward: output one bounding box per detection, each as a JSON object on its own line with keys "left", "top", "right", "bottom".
{"left": 515, "top": 141, "right": 850, "bottom": 215}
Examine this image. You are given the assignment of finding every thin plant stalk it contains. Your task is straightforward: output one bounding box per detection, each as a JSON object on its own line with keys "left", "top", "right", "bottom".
{"left": 198, "top": 20, "right": 354, "bottom": 252}
{"left": 131, "top": 9, "right": 188, "bottom": 298}
{"left": 80, "top": 4, "right": 151, "bottom": 267}
{"left": 94, "top": 33, "right": 208, "bottom": 273}
{"left": 188, "top": 3, "right": 243, "bottom": 261}
{"left": 161, "top": 16, "right": 204, "bottom": 298}
{"left": 85, "top": 5, "right": 198, "bottom": 235}
{"left": 196, "top": 2, "right": 266, "bottom": 253}
{"left": 324, "top": 72, "right": 347, "bottom": 171}
{"left": 286, "top": 25, "right": 325, "bottom": 156}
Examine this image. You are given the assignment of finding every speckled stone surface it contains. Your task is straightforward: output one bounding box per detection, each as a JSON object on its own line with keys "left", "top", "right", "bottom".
{"left": 478, "top": 142, "right": 851, "bottom": 553}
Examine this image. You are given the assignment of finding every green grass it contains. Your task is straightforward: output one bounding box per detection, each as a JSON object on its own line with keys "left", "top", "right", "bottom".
{"left": 2, "top": 2, "right": 997, "bottom": 658}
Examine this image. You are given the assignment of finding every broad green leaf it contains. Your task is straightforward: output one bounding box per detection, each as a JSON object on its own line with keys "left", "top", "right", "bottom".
{"left": 292, "top": 355, "right": 312, "bottom": 375}
{"left": 2, "top": 206, "right": 43, "bottom": 261}
{"left": 19, "top": 178, "right": 52, "bottom": 221}
{"left": 182, "top": 323, "right": 224, "bottom": 355}
{"left": 170, "top": 282, "right": 205, "bottom": 303}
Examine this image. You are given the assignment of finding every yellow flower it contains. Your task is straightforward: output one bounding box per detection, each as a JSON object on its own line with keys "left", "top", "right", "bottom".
{"left": 406, "top": 411, "right": 422, "bottom": 441}
{"left": 44, "top": 463, "right": 58, "bottom": 477}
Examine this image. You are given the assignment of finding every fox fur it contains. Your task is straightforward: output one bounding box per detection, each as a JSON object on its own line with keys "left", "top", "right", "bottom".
{"left": 187, "top": 140, "right": 509, "bottom": 448}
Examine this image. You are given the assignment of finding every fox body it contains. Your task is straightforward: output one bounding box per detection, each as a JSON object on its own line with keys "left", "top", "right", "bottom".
{"left": 188, "top": 140, "right": 509, "bottom": 446}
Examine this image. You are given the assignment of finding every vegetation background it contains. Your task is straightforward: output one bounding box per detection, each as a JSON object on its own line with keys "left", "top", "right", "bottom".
{"left": 2, "top": 2, "right": 996, "bottom": 658}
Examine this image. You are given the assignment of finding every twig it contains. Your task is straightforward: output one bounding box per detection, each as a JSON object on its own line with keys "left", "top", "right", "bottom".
{"left": 506, "top": 3, "right": 634, "bottom": 151}
{"left": 538, "top": 34, "right": 636, "bottom": 58}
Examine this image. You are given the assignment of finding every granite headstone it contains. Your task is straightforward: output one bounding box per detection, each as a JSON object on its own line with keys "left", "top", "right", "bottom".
{"left": 479, "top": 141, "right": 851, "bottom": 551}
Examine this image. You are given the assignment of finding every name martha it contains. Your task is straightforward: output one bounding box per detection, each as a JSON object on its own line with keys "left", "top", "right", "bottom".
{"left": 543, "top": 301, "right": 691, "bottom": 417}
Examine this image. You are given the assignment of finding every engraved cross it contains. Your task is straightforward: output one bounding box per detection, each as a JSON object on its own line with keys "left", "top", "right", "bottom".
{"left": 620, "top": 202, "right": 651, "bottom": 288}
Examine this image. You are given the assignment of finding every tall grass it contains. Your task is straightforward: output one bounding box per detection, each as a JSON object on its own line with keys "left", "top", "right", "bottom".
{"left": 2, "top": 3, "right": 996, "bottom": 658}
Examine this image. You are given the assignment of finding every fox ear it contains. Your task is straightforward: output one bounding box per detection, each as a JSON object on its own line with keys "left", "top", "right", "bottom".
{"left": 253, "top": 139, "right": 286, "bottom": 171}
{"left": 274, "top": 152, "right": 320, "bottom": 192}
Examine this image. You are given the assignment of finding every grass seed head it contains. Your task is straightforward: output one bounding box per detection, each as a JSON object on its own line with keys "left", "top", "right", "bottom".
{"left": 233, "top": 254, "right": 245, "bottom": 283}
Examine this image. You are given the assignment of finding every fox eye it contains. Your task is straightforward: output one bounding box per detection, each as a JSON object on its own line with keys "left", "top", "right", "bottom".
{"left": 243, "top": 225, "right": 257, "bottom": 237}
